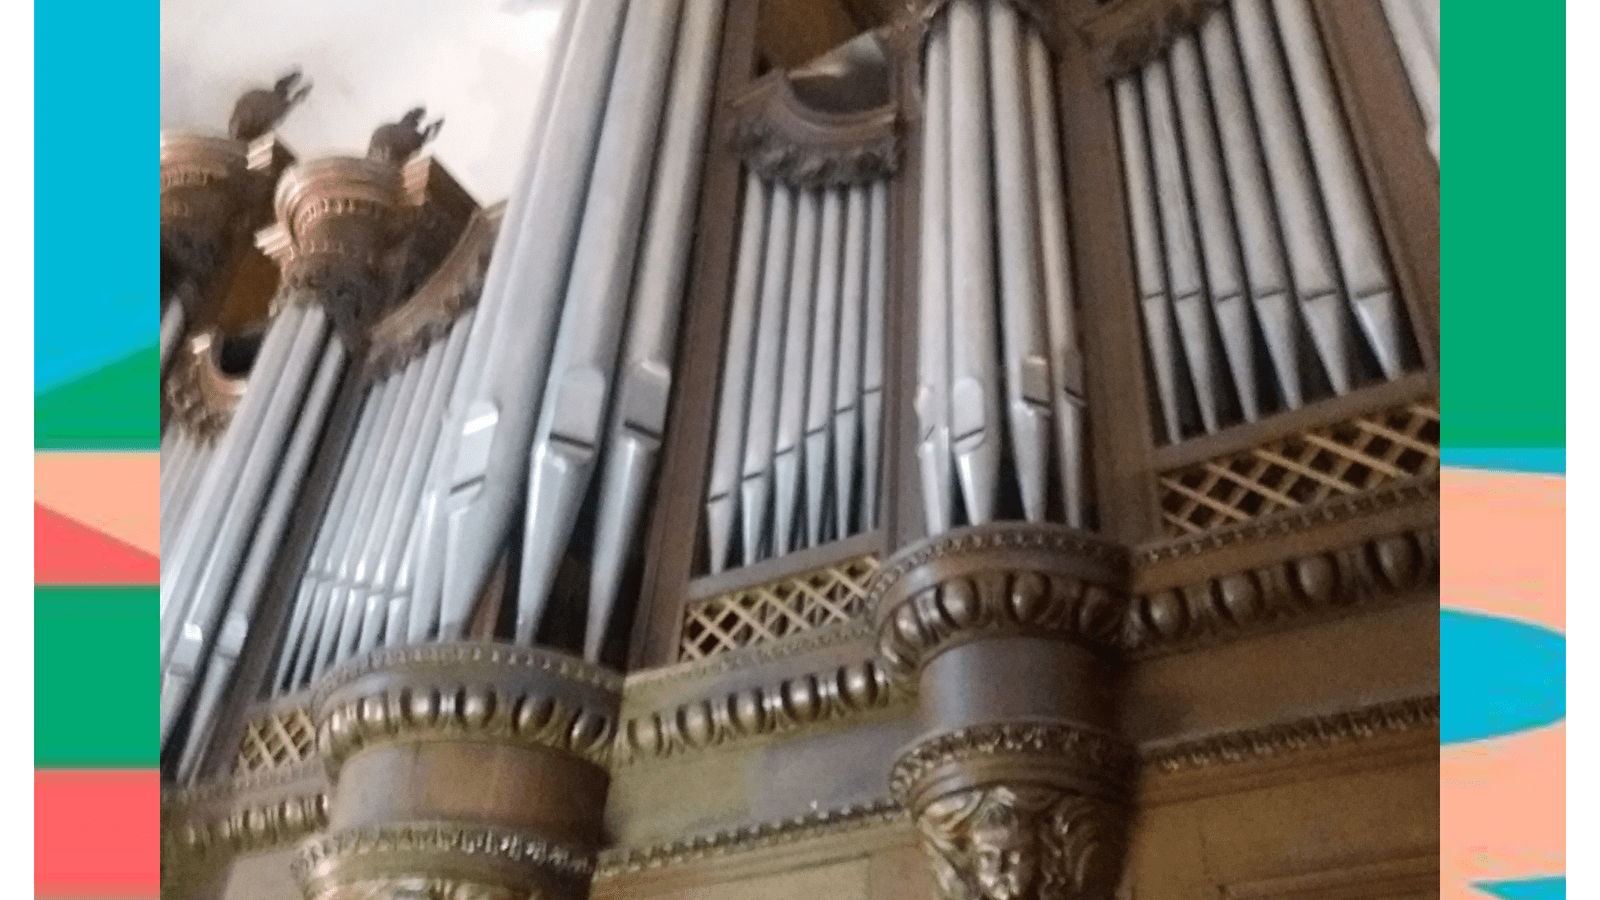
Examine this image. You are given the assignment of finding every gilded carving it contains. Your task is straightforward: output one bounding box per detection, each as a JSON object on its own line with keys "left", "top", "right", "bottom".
{"left": 918, "top": 786, "right": 1123, "bottom": 900}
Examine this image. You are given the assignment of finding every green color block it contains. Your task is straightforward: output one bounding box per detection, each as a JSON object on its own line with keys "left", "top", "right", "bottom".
{"left": 36, "top": 587, "right": 154, "bottom": 766}
{"left": 1444, "top": 2, "right": 1564, "bottom": 449}
{"left": 35, "top": 344, "right": 159, "bottom": 450}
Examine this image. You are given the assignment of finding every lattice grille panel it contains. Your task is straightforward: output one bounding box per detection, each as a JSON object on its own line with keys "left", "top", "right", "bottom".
{"left": 235, "top": 707, "right": 317, "bottom": 774}
{"left": 680, "top": 555, "right": 880, "bottom": 660}
{"left": 1158, "top": 401, "right": 1439, "bottom": 537}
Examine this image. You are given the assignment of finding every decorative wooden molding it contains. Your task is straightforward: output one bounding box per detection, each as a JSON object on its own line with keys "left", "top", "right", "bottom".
{"left": 730, "top": 70, "right": 900, "bottom": 187}
{"left": 295, "top": 821, "right": 594, "bottom": 900}
{"left": 366, "top": 202, "right": 504, "bottom": 377}
{"left": 310, "top": 642, "right": 624, "bottom": 709}
{"left": 163, "top": 790, "right": 329, "bottom": 857}
{"left": 891, "top": 722, "right": 1136, "bottom": 806}
{"left": 1136, "top": 476, "right": 1439, "bottom": 564}
{"left": 1124, "top": 522, "right": 1438, "bottom": 655}
{"left": 612, "top": 656, "right": 904, "bottom": 765}
{"left": 318, "top": 681, "right": 617, "bottom": 770}
{"left": 1142, "top": 695, "right": 1439, "bottom": 774}
{"left": 165, "top": 331, "right": 248, "bottom": 443}
{"left": 1077, "top": 0, "right": 1225, "bottom": 78}
{"left": 625, "top": 618, "right": 876, "bottom": 689}
{"left": 870, "top": 524, "right": 1129, "bottom": 684}
{"left": 594, "top": 798, "right": 908, "bottom": 877}
{"left": 308, "top": 642, "right": 622, "bottom": 772}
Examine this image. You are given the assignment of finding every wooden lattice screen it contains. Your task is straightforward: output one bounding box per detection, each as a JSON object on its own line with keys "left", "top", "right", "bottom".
{"left": 1157, "top": 400, "right": 1440, "bottom": 537}
{"left": 234, "top": 706, "right": 317, "bottom": 774}
{"left": 679, "top": 555, "right": 880, "bottom": 660}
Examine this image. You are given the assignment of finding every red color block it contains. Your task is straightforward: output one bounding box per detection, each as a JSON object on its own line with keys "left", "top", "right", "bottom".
{"left": 34, "top": 503, "right": 158, "bottom": 585}
{"left": 36, "top": 768, "right": 159, "bottom": 897}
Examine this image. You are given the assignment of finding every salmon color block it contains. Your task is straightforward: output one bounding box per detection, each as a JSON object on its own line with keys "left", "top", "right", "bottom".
{"left": 1441, "top": 725, "right": 1565, "bottom": 900}
{"left": 34, "top": 503, "right": 158, "bottom": 585}
{"left": 1442, "top": 469, "right": 1565, "bottom": 630}
{"left": 34, "top": 452, "right": 159, "bottom": 557}
{"left": 35, "top": 768, "right": 159, "bottom": 897}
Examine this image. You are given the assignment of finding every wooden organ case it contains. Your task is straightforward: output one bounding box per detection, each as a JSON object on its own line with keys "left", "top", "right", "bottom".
{"left": 159, "top": 1, "right": 1441, "bottom": 898}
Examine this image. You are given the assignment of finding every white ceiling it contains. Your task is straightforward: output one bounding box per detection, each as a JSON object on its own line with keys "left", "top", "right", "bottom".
{"left": 161, "top": 0, "right": 566, "bottom": 205}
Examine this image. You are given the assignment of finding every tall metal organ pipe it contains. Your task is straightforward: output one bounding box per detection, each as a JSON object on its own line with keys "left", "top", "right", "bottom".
{"left": 915, "top": 0, "right": 1092, "bottom": 535}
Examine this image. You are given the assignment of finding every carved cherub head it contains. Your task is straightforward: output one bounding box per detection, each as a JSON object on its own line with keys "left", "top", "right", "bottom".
{"left": 918, "top": 785, "right": 1123, "bottom": 900}
{"left": 968, "top": 796, "right": 1039, "bottom": 900}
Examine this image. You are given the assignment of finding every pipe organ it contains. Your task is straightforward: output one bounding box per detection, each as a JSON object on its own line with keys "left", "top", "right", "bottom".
{"left": 160, "top": 2, "right": 1441, "bottom": 899}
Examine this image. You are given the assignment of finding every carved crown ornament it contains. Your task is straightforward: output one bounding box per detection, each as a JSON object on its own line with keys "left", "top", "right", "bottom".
{"left": 255, "top": 151, "right": 478, "bottom": 356}
{"left": 160, "top": 132, "right": 294, "bottom": 323}
{"left": 730, "top": 68, "right": 901, "bottom": 187}
{"left": 165, "top": 330, "right": 249, "bottom": 443}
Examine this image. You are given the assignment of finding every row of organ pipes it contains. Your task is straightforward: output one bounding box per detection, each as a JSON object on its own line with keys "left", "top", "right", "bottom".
{"left": 1114, "top": 0, "right": 1415, "bottom": 444}
{"left": 159, "top": 0, "right": 1434, "bottom": 779}
{"left": 915, "top": 0, "right": 1090, "bottom": 536}
{"left": 703, "top": 173, "right": 890, "bottom": 574}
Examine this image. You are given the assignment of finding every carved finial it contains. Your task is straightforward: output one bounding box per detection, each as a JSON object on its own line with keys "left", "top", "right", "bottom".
{"left": 228, "top": 69, "right": 312, "bottom": 142}
{"left": 367, "top": 107, "right": 445, "bottom": 165}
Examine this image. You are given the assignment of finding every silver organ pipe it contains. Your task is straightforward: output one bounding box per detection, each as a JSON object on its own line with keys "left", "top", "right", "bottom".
{"left": 1230, "top": 0, "right": 1361, "bottom": 396}
{"left": 832, "top": 184, "right": 868, "bottom": 537}
{"left": 705, "top": 176, "right": 771, "bottom": 574}
{"left": 915, "top": 24, "right": 955, "bottom": 536}
{"left": 740, "top": 184, "right": 797, "bottom": 565}
{"left": 772, "top": 187, "right": 822, "bottom": 557}
{"left": 1197, "top": 14, "right": 1305, "bottom": 409}
{"left": 160, "top": 302, "right": 184, "bottom": 378}
{"left": 516, "top": 0, "right": 684, "bottom": 645}
{"left": 987, "top": 0, "right": 1054, "bottom": 523}
{"left": 328, "top": 351, "right": 427, "bottom": 669}
{"left": 427, "top": 0, "right": 631, "bottom": 634}
{"left": 366, "top": 313, "right": 474, "bottom": 651}
{"left": 160, "top": 304, "right": 331, "bottom": 738}
{"left": 1270, "top": 0, "right": 1407, "bottom": 379}
{"left": 174, "top": 336, "right": 346, "bottom": 777}
{"left": 1377, "top": 0, "right": 1439, "bottom": 159}
{"left": 351, "top": 337, "right": 450, "bottom": 658}
{"left": 1026, "top": 29, "right": 1088, "bottom": 528}
{"left": 914, "top": 0, "right": 1093, "bottom": 535}
{"left": 803, "top": 188, "right": 847, "bottom": 549}
{"left": 1114, "top": 0, "right": 1415, "bottom": 443}
{"left": 160, "top": 302, "right": 305, "bottom": 641}
{"left": 859, "top": 178, "right": 888, "bottom": 530}
{"left": 276, "top": 376, "right": 387, "bottom": 692}
{"left": 945, "top": 0, "right": 1003, "bottom": 525}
